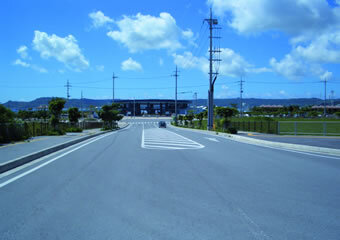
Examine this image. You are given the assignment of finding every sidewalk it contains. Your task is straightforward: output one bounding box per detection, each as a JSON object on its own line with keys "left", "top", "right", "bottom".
{"left": 170, "top": 125, "right": 340, "bottom": 157}
{"left": 0, "top": 129, "right": 103, "bottom": 164}
{"left": 238, "top": 131, "right": 340, "bottom": 150}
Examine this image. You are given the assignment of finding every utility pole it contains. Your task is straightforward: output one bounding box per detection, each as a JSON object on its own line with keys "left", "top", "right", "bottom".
{"left": 204, "top": 9, "right": 221, "bottom": 130}
{"left": 133, "top": 98, "right": 136, "bottom": 118}
{"left": 193, "top": 92, "right": 198, "bottom": 114}
{"left": 172, "top": 66, "right": 179, "bottom": 124}
{"left": 112, "top": 72, "right": 118, "bottom": 103}
{"left": 64, "top": 79, "right": 72, "bottom": 100}
{"left": 239, "top": 76, "right": 245, "bottom": 117}
{"left": 81, "top": 91, "right": 84, "bottom": 128}
{"left": 81, "top": 91, "right": 84, "bottom": 119}
{"left": 322, "top": 78, "right": 327, "bottom": 117}
{"left": 330, "top": 90, "right": 334, "bottom": 106}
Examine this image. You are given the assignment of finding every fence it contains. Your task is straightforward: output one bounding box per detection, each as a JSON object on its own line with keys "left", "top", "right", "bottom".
{"left": 278, "top": 121, "right": 340, "bottom": 136}
{"left": 230, "top": 121, "right": 278, "bottom": 134}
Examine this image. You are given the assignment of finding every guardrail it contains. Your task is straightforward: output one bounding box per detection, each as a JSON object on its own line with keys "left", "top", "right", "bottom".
{"left": 278, "top": 121, "right": 340, "bottom": 136}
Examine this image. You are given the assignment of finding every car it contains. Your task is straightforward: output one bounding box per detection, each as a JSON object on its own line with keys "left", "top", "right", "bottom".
{"left": 158, "top": 121, "right": 166, "bottom": 128}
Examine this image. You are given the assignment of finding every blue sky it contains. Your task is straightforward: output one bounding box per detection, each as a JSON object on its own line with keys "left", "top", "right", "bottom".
{"left": 1, "top": 0, "right": 340, "bottom": 103}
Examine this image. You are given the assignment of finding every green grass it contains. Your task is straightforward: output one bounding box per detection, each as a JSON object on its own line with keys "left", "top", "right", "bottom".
{"left": 279, "top": 121, "right": 340, "bottom": 135}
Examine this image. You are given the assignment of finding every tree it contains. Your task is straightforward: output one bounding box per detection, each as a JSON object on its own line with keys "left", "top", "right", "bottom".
{"left": 0, "top": 104, "right": 14, "bottom": 123}
{"left": 99, "top": 103, "right": 122, "bottom": 129}
{"left": 215, "top": 107, "right": 238, "bottom": 129}
{"left": 195, "top": 112, "right": 204, "bottom": 128}
{"left": 48, "top": 98, "right": 66, "bottom": 129}
{"left": 185, "top": 112, "right": 194, "bottom": 126}
{"left": 178, "top": 115, "right": 184, "bottom": 125}
{"left": 34, "top": 109, "right": 49, "bottom": 122}
{"left": 18, "top": 110, "right": 33, "bottom": 121}
{"left": 230, "top": 103, "right": 238, "bottom": 109}
{"left": 68, "top": 107, "right": 81, "bottom": 125}
{"left": 215, "top": 107, "right": 238, "bottom": 119}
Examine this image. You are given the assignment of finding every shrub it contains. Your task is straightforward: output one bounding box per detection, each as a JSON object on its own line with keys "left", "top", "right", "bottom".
{"left": 227, "top": 127, "right": 238, "bottom": 134}
{"left": 47, "top": 129, "right": 65, "bottom": 136}
{"left": 65, "top": 127, "right": 82, "bottom": 133}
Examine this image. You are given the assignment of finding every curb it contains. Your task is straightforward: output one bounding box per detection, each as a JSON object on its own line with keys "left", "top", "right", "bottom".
{"left": 170, "top": 125, "right": 340, "bottom": 157}
{"left": 0, "top": 124, "right": 129, "bottom": 174}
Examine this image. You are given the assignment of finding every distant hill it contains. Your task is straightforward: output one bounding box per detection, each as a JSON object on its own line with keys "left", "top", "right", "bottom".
{"left": 195, "top": 98, "right": 340, "bottom": 108}
{"left": 3, "top": 97, "right": 113, "bottom": 111}
{"left": 2, "top": 97, "right": 339, "bottom": 111}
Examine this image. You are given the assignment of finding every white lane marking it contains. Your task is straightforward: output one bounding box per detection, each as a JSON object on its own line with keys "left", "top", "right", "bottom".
{"left": 141, "top": 123, "right": 145, "bottom": 148}
{"left": 142, "top": 128, "right": 204, "bottom": 150}
{"left": 0, "top": 132, "right": 116, "bottom": 189}
{"left": 205, "top": 137, "right": 219, "bottom": 142}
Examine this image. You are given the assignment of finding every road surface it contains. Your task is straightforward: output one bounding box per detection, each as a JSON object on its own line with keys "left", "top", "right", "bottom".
{"left": 1, "top": 118, "right": 339, "bottom": 240}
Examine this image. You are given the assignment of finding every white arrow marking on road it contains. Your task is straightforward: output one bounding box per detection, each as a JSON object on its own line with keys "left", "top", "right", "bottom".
{"left": 205, "top": 137, "right": 219, "bottom": 142}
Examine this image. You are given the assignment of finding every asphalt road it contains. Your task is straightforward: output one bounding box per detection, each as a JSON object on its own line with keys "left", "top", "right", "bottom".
{"left": 1, "top": 118, "right": 340, "bottom": 240}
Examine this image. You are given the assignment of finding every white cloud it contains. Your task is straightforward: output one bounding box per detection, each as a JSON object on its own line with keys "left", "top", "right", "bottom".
{"left": 121, "top": 57, "right": 142, "bottom": 71}
{"left": 31, "top": 65, "right": 48, "bottom": 73}
{"left": 173, "top": 48, "right": 268, "bottom": 77}
{"left": 89, "top": 11, "right": 113, "bottom": 28}
{"left": 221, "top": 84, "right": 229, "bottom": 90}
{"left": 320, "top": 71, "right": 332, "bottom": 80}
{"left": 279, "top": 90, "right": 286, "bottom": 95}
{"left": 96, "top": 65, "right": 105, "bottom": 71}
{"left": 294, "top": 30, "right": 340, "bottom": 63}
{"left": 13, "top": 59, "right": 47, "bottom": 73}
{"left": 17, "top": 45, "right": 29, "bottom": 59}
{"left": 172, "top": 51, "right": 207, "bottom": 71}
{"left": 207, "top": 0, "right": 340, "bottom": 80}
{"left": 218, "top": 48, "right": 252, "bottom": 77}
{"left": 107, "top": 12, "right": 183, "bottom": 53}
{"left": 13, "top": 59, "right": 30, "bottom": 67}
{"left": 182, "top": 29, "right": 196, "bottom": 46}
{"left": 32, "top": 31, "right": 89, "bottom": 71}
{"left": 208, "top": 0, "right": 340, "bottom": 36}
{"left": 270, "top": 54, "right": 307, "bottom": 79}
{"left": 182, "top": 29, "right": 194, "bottom": 39}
